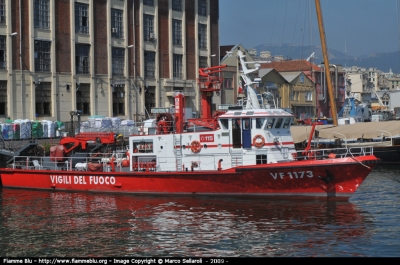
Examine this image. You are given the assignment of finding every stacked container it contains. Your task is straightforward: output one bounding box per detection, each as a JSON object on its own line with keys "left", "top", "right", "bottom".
{"left": 31, "top": 121, "right": 44, "bottom": 138}
{"left": 12, "top": 123, "right": 20, "bottom": 140}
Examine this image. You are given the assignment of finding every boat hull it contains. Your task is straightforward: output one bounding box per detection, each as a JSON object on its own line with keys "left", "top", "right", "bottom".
{"left": 371, "top": 145, "right": 400, "bottom": 163}
{"left": 0, "top": 156, "right": 378, "bottom": 199}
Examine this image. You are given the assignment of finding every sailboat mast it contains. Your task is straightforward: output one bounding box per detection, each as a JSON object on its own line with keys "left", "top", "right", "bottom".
{"left": 315, "top": 0, "right": 338, "bottom": 126}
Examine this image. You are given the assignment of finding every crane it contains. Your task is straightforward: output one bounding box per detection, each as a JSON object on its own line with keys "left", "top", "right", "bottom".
{"left": 187, "top": 64, "right": 227, "bottom": 130}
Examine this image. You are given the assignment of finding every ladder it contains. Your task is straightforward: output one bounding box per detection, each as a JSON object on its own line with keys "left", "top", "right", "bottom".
{"left": 174, "top": 135, "right": 182, "bottom": 171}
{"left": 231, "top": 152, "right": 243, "bottom": 167}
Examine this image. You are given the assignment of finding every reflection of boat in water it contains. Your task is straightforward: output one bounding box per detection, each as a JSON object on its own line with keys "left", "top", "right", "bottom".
{"left": 0, "top": 188, "right": 368, "bottom": 254}
{"left": 0, "top": 50, "right": 378, "bottom": 199}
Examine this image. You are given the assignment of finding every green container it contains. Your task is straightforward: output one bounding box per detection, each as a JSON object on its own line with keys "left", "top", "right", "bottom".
{"left": 31, "top": 121, "right": 44, "bottom": 138}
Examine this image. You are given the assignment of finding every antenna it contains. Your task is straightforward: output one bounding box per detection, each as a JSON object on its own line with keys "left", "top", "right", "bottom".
{"left": 344, "top": 40, "right": 347, "bottom": 68}
{"left": 306, "top": 52, "right": 315, "bottom": 62}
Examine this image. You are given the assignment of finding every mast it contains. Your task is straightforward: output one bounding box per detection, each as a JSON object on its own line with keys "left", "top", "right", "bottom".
{"left": 315, "top": 0, "right": 338, "bottom": 125}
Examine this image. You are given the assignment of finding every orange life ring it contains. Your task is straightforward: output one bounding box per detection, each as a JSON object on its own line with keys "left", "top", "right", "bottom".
{"left": 253, "top": 134, "right": 265, "bottom": 148}
{"left": 190, "top": 140, "right": 202, "bottom": 153}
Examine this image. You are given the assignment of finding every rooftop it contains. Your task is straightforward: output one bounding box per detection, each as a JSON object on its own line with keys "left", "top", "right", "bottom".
{"left": 260, "top": 60, "right": 321, "bottom": 72}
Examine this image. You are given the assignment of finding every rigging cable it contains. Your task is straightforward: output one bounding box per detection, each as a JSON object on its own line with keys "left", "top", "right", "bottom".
{"left": 300, "top": 0, "right": 309, "bottom": 61}
{"left": 269, "top": 0, "right": 279, "bottom": 47}
{"left": 280, "top": 0, "right": 288, "bottom": 56}
{"left": 397, "top": 0, "right": 400, "bottom": 72}
{"left": 289, "top": 0, "right": 302, "bottom": 58}
{"left": 308, "top": 0, "right": 313, "bottom": 55}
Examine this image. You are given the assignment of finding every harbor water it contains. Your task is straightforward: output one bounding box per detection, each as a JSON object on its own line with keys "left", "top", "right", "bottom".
{"left": 0, "top": 164, "right": 399, "bottom": 257}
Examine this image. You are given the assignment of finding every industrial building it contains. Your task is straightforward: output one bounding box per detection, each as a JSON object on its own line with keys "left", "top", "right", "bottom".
{"left": 0, "top": 0, "right": 219, "bottom": 122}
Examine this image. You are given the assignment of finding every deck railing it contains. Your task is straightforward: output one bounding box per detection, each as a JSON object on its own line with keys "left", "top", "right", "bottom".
{"left": 294, "top": 146, "right": 374, "bottom": 160}
{"left": 8, "top": 146, "right": 375, "bottom": 172}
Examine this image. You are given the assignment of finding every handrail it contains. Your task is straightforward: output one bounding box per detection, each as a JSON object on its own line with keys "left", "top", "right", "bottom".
{"left": 295, "top": 146, "right": 373, "bottom": 161}
{"left": 377, "top": 129, "right": 393, "bottom": 146}
{"left": 9, "top": 146, "right": 375, "bottom": 172}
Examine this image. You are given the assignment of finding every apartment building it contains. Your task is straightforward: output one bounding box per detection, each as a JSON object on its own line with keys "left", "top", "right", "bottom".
{"left": 344, "top": 66, "right": 376, "bottom": 104}
{"left": 0, "top": 0, "right": 219, "bottom": 121}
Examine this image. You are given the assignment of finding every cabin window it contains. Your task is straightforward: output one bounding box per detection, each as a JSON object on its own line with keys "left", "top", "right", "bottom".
{"left": 282, "top": 118, "right": 291, "bottom": 129}
{"left": 255, "top": 118, "right": 265, "bottom": 129}
{"left": 220, "top": 119, "right": 228, "bottom": 129}
{"left": 266, "top": 118, "right": 275, "bottom": 129}
{"left": 232, "top": 118, "right": 241, "bottom": 129}
{"left": 242, "top": 118, "right": 251, "bottom": 130}
{"left": 256, "top": 154, "right": 267, "bottom": 164}
{"left": 133, "top": 140, "right": 154, "bottom": 153}
{"left": 275, "top": 118, "right": 283, "bottom": 128}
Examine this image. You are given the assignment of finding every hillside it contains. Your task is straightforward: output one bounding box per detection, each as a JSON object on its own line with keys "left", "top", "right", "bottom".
{"left": 253, "top": 44, "right": 400, "bottom": 73}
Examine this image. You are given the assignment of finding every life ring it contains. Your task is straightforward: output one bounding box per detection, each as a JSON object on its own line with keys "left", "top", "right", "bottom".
{"left": 253, "top": 134, "right": 265, "bottom": 148}
{"left": 190, "top": 140, "right": 202, "bottom": 153}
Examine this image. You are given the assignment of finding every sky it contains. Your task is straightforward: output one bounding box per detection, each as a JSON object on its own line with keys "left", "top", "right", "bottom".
{"left": 219, "top": 0, "right": 400, "bottom": 57}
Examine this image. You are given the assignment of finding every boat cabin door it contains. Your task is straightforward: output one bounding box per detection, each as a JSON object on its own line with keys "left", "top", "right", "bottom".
{"left": 242, "top": 118, "right": 252, "bottom": 148}
{"left": 232, "top": 118, "right": 242, "bottom": 148}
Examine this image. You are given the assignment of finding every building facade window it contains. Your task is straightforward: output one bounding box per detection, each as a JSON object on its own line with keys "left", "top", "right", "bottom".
{"left": 172, "top": 0, "right": 182, "bottom": 12}
{"left": 76, "top": 44, "right": 90, "bottom": 74}
{"left": 35, "top": 82, "right": 51, "bottom": 117}
{"left": 34, "top": 0, "right": 50, "bottom": 29}
{"left": 75, "top": 3, "right": 89, "bottom": 34}
{"left": 145, "top": 86, "right": 156, "bottom": 113}
{"left": 198, "top": 23, "right": 207, "bottom": 49}
{"left": 173, "top": 54, "right": 183, "bottom": 79}
{"left": 144, "top": 51, "right": 155, "bottom": 78}
{"left": 172, "top": 19, "right": 182, "bottom": 46}
{"left": 111, "top": 9, "right": 124, "bottom": 39}
{"left": 198, "top": 0, "right": 207, "bottom": 16}
{"left": 305, "top": 91, "right": 313, "bottom": 101}
{"left": 290, "top": 91, "right": 299, "bottom": 101}
{"left": 34, "top": 40, "right": 51, "bottom": 72}
{"left": 76, "top": 84, "right": 91, "bottom": 115}
{"left": 0, "top": 0, "right": 5, "bottom": 23}
{"left": 143, "top": 0, "right": 154, "bottom": 6}
{"left": 0, "top": 36, "right": 5, "bottom": 69}
{"left": 113, "top": 86, "right": 125, "bottom": 116}
{"left": 223, "top": 77, "right": 233, "bottom": 88}
{"left": 112, "top": 48, "right": 125, "bottom": 76}
{"left": 144, "top": 14, "right": 154, "bottom": 42}
{"left": 382, "top": 93, "right": 390, "bottom": 106}
{"left": 199, "top": 56, "right": 208, "bottom": 69}
{"left": 0, "top": 81, "right": 7, "bottom": 116}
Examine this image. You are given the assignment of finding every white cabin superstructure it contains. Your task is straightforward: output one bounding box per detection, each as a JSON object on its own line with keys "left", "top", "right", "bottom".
{"left": 128, "top": 108, "right": 296, "bottom": 172}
